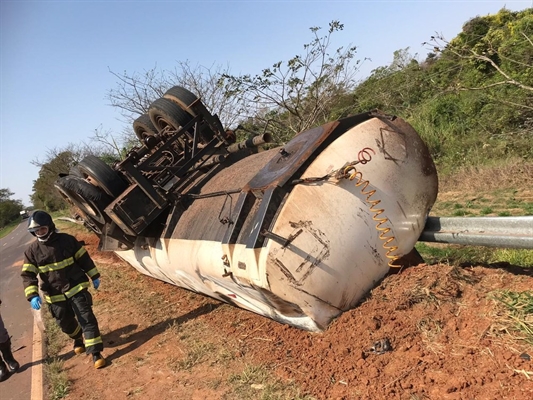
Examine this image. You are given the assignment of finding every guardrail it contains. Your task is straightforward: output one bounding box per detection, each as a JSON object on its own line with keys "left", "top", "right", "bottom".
{"left": 419, "top": 216, "right": 533, "bottom": 249}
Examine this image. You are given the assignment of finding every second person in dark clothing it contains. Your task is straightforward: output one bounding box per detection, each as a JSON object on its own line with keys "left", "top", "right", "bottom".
{"left": 21, "top": 210, "right": 106, "bottom": 369}
{"left": 0, "top": 298, "right": 20, "bottom": 382}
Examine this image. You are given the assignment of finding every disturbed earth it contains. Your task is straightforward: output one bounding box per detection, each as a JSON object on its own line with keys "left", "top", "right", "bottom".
{"left": 48, "top": 228, "right": 533, "bottom": 400}
{"left": 46, "top": 158, "right": 533, "bottom": 400}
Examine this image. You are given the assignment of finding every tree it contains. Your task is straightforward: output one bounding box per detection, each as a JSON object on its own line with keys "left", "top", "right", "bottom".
{"left": 30, "top": 143, "right": 109, "bottom": 211}
{"left": 424, "top": 8, "right": 533, "bottom": 116}
{"left": 352, "top": 48, "right": 430, "bottom": 118}
{"left": 0, "top": 188, "right": 23, "bottom": 227}
{"left": 219, "top": 21, "right": 366, "bottom": 143}
{"left": 106, "top": 61, "right": 253, "bottom": 134}
{"left": 89, "top": 125, "right": 136, "bottom": 162}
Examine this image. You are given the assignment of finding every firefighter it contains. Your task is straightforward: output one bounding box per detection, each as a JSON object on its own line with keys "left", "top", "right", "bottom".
{"left": 0, "top": 299, "right": 20, "bottom": 382}
{"left": 21, "top": 210, "right": 106, "bottom": 369}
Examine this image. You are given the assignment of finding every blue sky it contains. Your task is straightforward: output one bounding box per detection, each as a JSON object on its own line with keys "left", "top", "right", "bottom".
{"left": 1, "top": 0, "right": 531, "bottom": 206}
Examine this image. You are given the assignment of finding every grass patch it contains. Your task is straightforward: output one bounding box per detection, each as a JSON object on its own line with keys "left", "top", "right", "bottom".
{"left": 170, "top": 340, "right": 215, "bottom": 371}
{"left": 431, "top": 164, "right": 532, "bottom": 218}
{"left": 490, "top": 290, "right": 533, "bottom": 345}
{"left": 416, "top": 243, "right": 533, "bottom": 267}
{"left": 416, "top": 243, "right": 488, "bottom": 266}
{"left": 432, "top": 190, "right": 532, "bottom": 216}
{"left": 498, "top": 211, "right": 512, "bottom": 217}
{"left": 227, "top": 364, "right": 315, "bottom": 400}
{"left": 0, "top": 218, "right": 23, "bottom": 238}
{"left": 43, "top": 311, "right": 70, "bottom": 400}
{"left": 46, "top": 358, "right": 70, "bottom": 400}
{"left": 421, "top": 166, "right": 532, "bottom": 268}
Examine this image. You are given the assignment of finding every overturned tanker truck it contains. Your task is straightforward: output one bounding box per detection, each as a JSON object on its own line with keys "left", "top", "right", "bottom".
{"left": 55, "top": 86, "right": 438, "bottom": 332}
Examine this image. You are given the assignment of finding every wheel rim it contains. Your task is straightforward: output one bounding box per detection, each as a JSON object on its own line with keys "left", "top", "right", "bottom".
{"left": 77, "top": 156, "right": 127, "bottom": 198}
{"left": 54, "top": 177, "right": 111, "bottom": 226}
{"left": 134, "top": 114, "right": 158, "bottom": 143}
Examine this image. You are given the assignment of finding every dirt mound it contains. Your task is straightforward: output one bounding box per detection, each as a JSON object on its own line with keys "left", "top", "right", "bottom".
{"left": 56, "top": 232, "right": 533, "bottom": 400}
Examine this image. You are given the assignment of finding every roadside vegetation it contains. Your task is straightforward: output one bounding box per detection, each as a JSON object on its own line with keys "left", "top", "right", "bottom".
{"left": 22, "top": 7, "right": 532, "bottom": 213}
{"left": 416, "top": 161, "right": 533, "bottom": 268}
{"left": 2, "top": 7, "right": 531, "bottom": 223}
{"left": 0, "top": 218, "right": 23, "bottom": 239}
{"left": 7, "top": 6, "right": 532, "bottom": 398}
{"left": 43, "top": 313, "right": 69, "bottom": 400}
{"left": 0, "top": 188, "right": 27, "bottom": 235}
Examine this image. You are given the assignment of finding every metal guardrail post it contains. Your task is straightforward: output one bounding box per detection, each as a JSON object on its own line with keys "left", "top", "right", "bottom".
{"left": 419, "top": 216, "right": 533, "bottom": 249}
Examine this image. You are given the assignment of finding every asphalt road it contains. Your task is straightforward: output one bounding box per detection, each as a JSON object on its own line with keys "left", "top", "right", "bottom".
{"left": 1, "top": 220, "right": 42, "bottom": 400}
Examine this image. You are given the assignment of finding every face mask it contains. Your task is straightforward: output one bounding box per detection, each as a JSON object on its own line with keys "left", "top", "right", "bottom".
{"left": 34, "top": 226, "right": 49, "bottom": 238}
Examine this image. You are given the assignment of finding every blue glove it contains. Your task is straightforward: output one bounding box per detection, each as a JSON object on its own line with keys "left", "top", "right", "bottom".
{"left": 92, "top": 278, "right": 100, "bottom": 290}
{"left": 30, "top": 296, "right": 42, "bottom": 310}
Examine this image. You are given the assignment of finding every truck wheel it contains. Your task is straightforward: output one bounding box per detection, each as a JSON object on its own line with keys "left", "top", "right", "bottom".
{"left": 133, "top": 114, "right": 158, "bottom": 143}
{"left": 54, "top": 176, "right": 111, "bottom": 226}
{"left": 77, "top": 155, "right": 127, "bottom": 198}
{"left": 163, "top": 86, "right": 198, "bottom": 116}
{"left": 82, "top": 217, "right": 104, "bottom": 235}
{"left": 69, "top": 165, "right": 84, "bottom": 178}
{"left": 148, "top": 97, "right": 193, "bottom": 133}
{"left": 164, "top": 86, "right": 217, "bottom": 144}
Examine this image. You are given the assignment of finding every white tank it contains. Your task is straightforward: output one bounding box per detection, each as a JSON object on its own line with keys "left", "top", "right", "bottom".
{"left": 115, "top": 113, "right": 438, "bottom": 332}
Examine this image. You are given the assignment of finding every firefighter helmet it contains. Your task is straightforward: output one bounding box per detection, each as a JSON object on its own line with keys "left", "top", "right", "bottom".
{"left": 28, "top": 210, "right": 56, "bottom": 241}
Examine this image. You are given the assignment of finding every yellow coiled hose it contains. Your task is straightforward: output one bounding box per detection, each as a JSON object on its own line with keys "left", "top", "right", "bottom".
{"left": 341, "top": 165, "right": 399, "bottom": 267}
{"left": 294, "top": 147, "right": 401, "bottom": 267}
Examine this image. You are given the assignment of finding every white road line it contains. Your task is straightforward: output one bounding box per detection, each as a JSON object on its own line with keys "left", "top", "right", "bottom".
{"left": 31, "top": 315, "right": 43, "bottom": 400}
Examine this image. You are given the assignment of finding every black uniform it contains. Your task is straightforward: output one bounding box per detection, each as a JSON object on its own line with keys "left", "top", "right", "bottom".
{"left": 21, "top": 232, "right": 104, "bottom": 354}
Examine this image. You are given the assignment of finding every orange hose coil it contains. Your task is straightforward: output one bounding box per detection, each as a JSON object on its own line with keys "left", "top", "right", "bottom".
{"left": 341, "top": 148, "right": 400, "bottom": 267}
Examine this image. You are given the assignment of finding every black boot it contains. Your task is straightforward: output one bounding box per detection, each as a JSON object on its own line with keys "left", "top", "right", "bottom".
{"left": 73, "top": 338, "right": 85, "bottom": 355}
{"left": 0, "top": 360, "right": 8, "bottom": 382}
{"left": 0, "top": 339, "right": 19, "bottom": 373}
{"left": 92, "top": 352, "right": 106, "bottom": 369}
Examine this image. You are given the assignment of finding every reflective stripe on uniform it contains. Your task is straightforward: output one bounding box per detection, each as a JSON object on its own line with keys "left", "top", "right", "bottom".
{"left": 86, "top": 267, "right": 98, "bottom": 278}
{"left": 22, "top": 263, "right": 39, "bottom": 274}
{"left": 43, "top": 282, "right": 90, "bottom": 303}
{"left": 74, "top": 247, "right": 87, "bottom": 259}
{"left": 38, "top": 257, "right": 75, "bottom": 273}
{"left": 44, "top": 293, "right": 67, "bottom": 303}
{"left": 67, "top": 324, "right": 82, "bottom": 338}
{"left": 64, "top": 282, "right": 90, "bottom": 298}
{"left": 24, "top": 285, "right": 39, "bottom": 297}
{"left": 84, "top": 336, "right": 103, "bottom": 347}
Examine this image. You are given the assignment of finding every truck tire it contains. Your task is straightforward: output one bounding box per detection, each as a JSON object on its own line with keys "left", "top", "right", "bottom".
{"left": 77, "top": 155, "right": 127, "bottom": 198}
{"left": 163, "top": 86, "right": 198, "bottom": 116}
{"left": 69, "top": 165, "right": 84, "bottom": 178}
{"left": 54, "top": 176, "right": 111, "bottom": 226}
{"left": 148, "top": 97, "right": 193, "bottom": 133}
{"left": 133, "top": 114, "right": 158, "bottom": 143}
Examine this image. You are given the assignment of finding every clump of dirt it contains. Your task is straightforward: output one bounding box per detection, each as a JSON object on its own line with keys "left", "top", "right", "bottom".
{"left": 58, "top": 232, "right": 533, "bottom": 400}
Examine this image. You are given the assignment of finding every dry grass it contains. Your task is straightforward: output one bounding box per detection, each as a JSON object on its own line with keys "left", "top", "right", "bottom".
{"left": 42, "top": 310, "right": 70, "bottom": 400}
{"left": 416, "top": 316, "right": 445, "bottom": 355}
{"left": 228, "top": 365, "right": 316, "bottom": 400}
{"left": 489, "top": 290, "right": 533, "bottom": 346}
{"left": 396, "top": 267, "right": 474, "bottom": 310}
{"left": 438, "top": 160, "right": 533, "bottom": 194}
